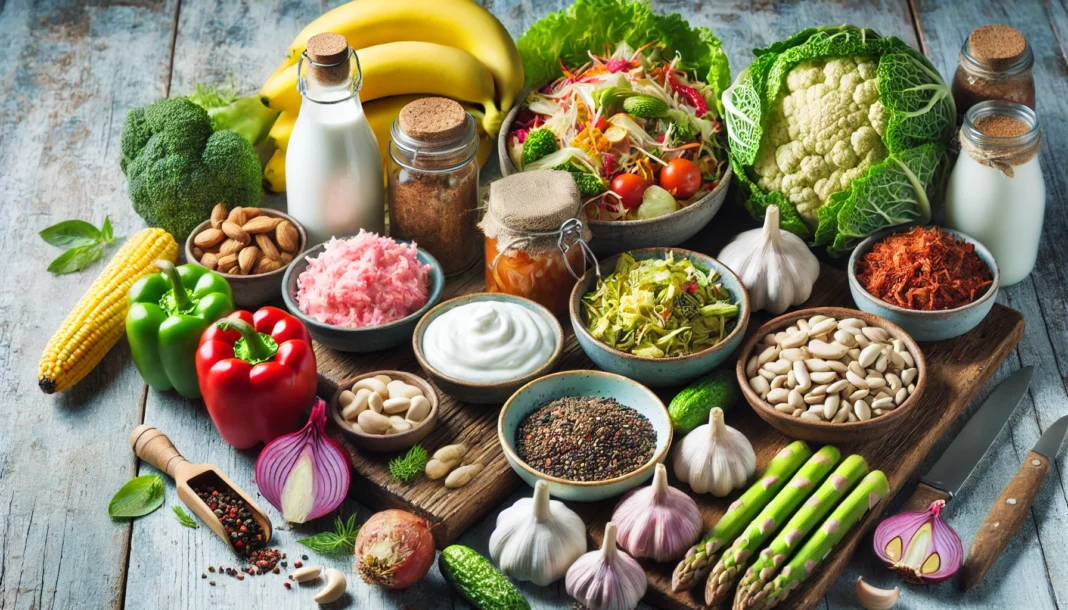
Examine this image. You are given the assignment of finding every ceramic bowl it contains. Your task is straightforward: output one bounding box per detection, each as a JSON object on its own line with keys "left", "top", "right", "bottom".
{"left": 736, "top": 307, "right": 927, "bottom": 444}
{"left": 328, "top": 370, "right": 439, "bottom": 452}
{"left": 848, "top": 226, "right": 1000, "bottom": 342}
{"left": 497, "top": 90, "right": 733, "bottom": 256}
{"left": 498, "top": 370, "right": 673, "bottom": 501}
{"left": 281, "top": 240, "right": 445, "bottom": 352}
{"left": 185, "top": 208, "right": 306, "bottom": 308}
{"left": 413, "top": 293, "right": 565, "bottom": 404}
{"left": 569, "top": 248, "right": 750, "bottom": 388}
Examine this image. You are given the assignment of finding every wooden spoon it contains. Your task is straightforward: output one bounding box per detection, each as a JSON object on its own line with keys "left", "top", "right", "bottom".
{"left": 128, "top": 425, "right": 272, "bottom": 551}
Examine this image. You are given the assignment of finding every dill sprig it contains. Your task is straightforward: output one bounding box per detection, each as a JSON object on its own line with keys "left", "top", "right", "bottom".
{"left": 172, "top": 505, "right": 198, "bottom": 529}
{"left": 389, "top": 444, "right": 428, "bottom": 484}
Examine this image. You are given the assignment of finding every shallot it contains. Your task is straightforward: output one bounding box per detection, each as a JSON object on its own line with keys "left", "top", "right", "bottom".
{"left": 354, "top": 509, "right": 435, "bottom": 589}
{"left": 873, "top": 499, "right": 963, "bottom": 584}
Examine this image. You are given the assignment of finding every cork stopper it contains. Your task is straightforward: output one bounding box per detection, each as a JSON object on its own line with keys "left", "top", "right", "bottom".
{"left": 968, "top": 25, "right": 1027, "bottom": 70}
{"left": 398, "top": 97, "right": 469, "bottom": 144}
{"left": 306, "top": 32, "right": 350, "bottom": 86}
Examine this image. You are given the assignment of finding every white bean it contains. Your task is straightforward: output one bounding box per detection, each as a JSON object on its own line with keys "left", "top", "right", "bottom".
{"left": 804, "top": 393, "right": 825, "bottom": 405}
{"left": 406, "top": 396, "right": 432, "bottom": 423}
{"left": 810, "top": 371, "right": 838, "bottom": 385}
{"left": 750, "top": 376, "right": 771, "bottom": 398}
{"left": 788, "top": 389, "right": 805, "bottom": 409}
{"left": 823, "top": 395, "right": 840, "bottom": 420}
{"left": 872, "top": 397, "right": 895, "bottom": 409}
{"left": 809, "top": 319, "right": 838, "bottom": 337}
{"left": 858, "top": 344, "right": 883, "bottom": 368}
{"left": 892, "top": 339, "right": 905, "bottom": 353}
{"left": 902, "top": 368, "right": 918, "bottom": 385}
{"left": 767, "top": 388, "right": 790, "bottom": 404}
{"left": 800, "top": 412, "right": 823, "bottom": 422}
{"left": 834, "top": 329, "right": 857, "bottom": 347}
{"left": 809, "top": 340, "right": 849, "bottom": 360}
{"left": 368, "top": 392, "right": 384, "bottom": 413}
{"left": 847, "top": 348, "right": 862, "bottom": 361}
{"left": 775, "top": 403, "right": 797, "bottom": 413}
{"left": 846, "top": 370, "right": 868, "bottom": 389}
{"left": 886, "top": 373, "right": 902, "bottom": 392}
{"left": 808, "top": 314, "right": 830, "bottom": 326}
{"left": 357, "top": 410, "right": 391, "bottom": 434}
{"left": 771, "top": 375, "right": 788, "bottom": 389}
{"left": 826, "top": 379, "right": 849, "bottom": 394}
{"left": 808, "top": 384, "right": 828, "bottom": 396}
{"left": 827, "top": 360, "right": 848, "bottom": 373}
{"left": 862, "top": 326, "right": 890, "bottom": 343}
{"left": 373, "top": 374, "right": 393, "bottom": 385}
{"left": 849, "top": 388, "right": 870, "bottom": 402}
{"left": 889, "top": 349, "right": 905, "bottom": 369}
{"left": 338, "top": 390, "right": 357, "bottom": 408}
{"left": 759, "top": 369, "right": 776, "bottom": 381}
{"left": 839, "top": 317, "right": 865, "bottom": 329}
{"left": 764, "top": 359, "right": 791, "bottom": 375}
{"left": 848, "top": 361, "right": 866, "bottom": 378}
{"left": 383, "top": 397, "right": 411, "bottom": 415}
{"left": 758, "top": 345, "right": 781, "bottom": 366}
{"left": 793, "top": 408, "right": 804, "bottom": 417}
{"left": 895, "top": 387, "right": 909, "bottom": 405}
{"left": 793, "top": 361, "right": 811, "bottom": 392}
{"left": 833, "top": 405, "right": 851, "bottom": 423}
{"left": 787, "top": 370, "right": 797, "bottom": 389}
{"left": 353, "top": 378, "right": 389, "bottom": 399}
{"left": 854, "top": 332, "right": 872, "bottom": 348}
{"left": 388, "top": 380, "right": 423, "bottom": 400}
{"left": 805, "top": 358, "right": 832, "bottom": 372}
{"left": 902, "top": 351, "right": 916, "bottom": 368}
{"left": 875, "top": 352, "right": 889, "bottom": 373}
{"left": 780, "top": 348, "right": 805, "bottom": 362}
{"left": 762, "top": 333, "right": 778, "bottom": 346}
{"left": 908, "top": 383, "right": 916, "bottom": 394}
{"left": 746, "top": 356, "right": 759, "bottom": 378}
{"left": 855, "top": 400, "right": 872, "bottom": 421}
{"left": 865, "top": 377, "right": 887, "bottom": 390}
{"left": 781, "top": 331, "right": 809, "bottom": 349}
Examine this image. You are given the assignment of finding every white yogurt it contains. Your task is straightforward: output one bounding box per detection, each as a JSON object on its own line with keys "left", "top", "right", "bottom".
{"left": 422, "top": 301, "right": 556, "bottom": 384}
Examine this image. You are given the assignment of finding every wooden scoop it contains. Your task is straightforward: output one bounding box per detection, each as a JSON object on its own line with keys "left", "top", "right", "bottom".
{"left": 128, "top": 425, "right": 272, "bottom": 551}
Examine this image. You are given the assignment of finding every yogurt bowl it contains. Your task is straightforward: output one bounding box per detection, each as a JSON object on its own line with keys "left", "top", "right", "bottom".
{"left": 413, "top": 293, "right": 564, "bottom": 404}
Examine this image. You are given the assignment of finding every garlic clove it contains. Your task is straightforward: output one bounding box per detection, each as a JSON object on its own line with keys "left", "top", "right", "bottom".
{"left": 855, "top": 576, "right": 899, "bottom": 610}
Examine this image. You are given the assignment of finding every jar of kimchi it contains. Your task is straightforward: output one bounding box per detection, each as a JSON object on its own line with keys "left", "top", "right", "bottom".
{"left": 479, "top": 171, "right": 595, "bottom": 314}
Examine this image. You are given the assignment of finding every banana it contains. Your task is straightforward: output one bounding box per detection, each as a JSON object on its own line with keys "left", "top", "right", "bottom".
{"left": 267, "top": 111, "right": 296, "bottom": 151}
{"left": 280, "top": 0, "right": 523, "bottom": 111}
{"left": 259, "top": 41, "right": 503, "bottom": 135}
{"left": 263, "top": 149, "right": 286, "bottom": 193}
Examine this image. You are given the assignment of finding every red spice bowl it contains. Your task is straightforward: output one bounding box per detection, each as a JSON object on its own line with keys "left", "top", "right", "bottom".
{"left": 847, "top": 226, "right": 999, "bottom": 342}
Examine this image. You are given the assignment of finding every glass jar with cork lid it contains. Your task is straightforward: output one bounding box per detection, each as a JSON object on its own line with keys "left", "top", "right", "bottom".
{"left": 388, "top": 97, "right": 480, "bottom": 275}
{"left": 945, "top": 100, "right": 1044, "bottom": 286}
{"left": 480, "top": 171, "right": 596, "bottom": 314}
{"left": 951, "top": 25, "right": 1035, "bottom": 116}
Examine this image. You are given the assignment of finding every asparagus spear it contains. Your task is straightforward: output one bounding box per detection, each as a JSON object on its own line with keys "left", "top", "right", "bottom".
{"left": 704, "top": 445, "right": 843, "bottom": 605}
{"left": 671, "top": 440, "right": 812, "bottom": 592}
{"left": 732, "top": 455, "right": 869, "bottom": 605}
{"left": 734, "top": 470, "right": 890, "bottom": 610}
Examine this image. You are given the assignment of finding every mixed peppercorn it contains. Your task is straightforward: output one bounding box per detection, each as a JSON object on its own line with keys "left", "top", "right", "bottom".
{"left": 193, "top": 483, "right": 284, "bottom": 581}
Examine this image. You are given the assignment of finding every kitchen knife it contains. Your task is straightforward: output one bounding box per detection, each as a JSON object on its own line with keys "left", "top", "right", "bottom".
{"left": 897, "top": 366, "right": 1034, "bottom": 514}
{"left": 961, "top": 412, "right": 1068, "bottom": 591}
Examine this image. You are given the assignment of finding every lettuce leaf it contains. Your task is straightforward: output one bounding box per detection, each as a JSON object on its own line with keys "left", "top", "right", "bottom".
{"left": 517, "top": 0, "right": 731, "bottom": 116}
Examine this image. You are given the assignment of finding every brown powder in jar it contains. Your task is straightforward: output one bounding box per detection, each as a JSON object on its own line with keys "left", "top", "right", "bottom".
{"left": 952, "top": 24, "right": 1035, "bottom": 114}
{"left": 969, "top": 25, "right": 1027, "bottom": 70}
{"left": 975, "top": 114, "right": 1030, "bottom": 138}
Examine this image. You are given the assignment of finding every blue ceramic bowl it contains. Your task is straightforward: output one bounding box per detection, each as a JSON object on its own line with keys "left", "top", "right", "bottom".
{"left": 848, "top": 227, "right": 999, "bottom": 342}
{"left": 281, "top": 239, "right": 445, "bottom": 352}
{"left": 569, "top": 248, "right": 750, "bottom": 387}
{"left": 498, "top": 370, "right": 673, "bottom": 502}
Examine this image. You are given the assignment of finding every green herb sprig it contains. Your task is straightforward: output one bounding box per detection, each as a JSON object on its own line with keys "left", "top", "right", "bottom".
{"left": 172, "top": 505, "right": 198, "bottom": 529}
{"left": 39, "top": 216, "right": 120, "bottom": 274}
{"left": 389, "top": 444, "right": 428, "bottom": 484}
{"left": 298, "top": 513, "right": 360, "bottom": 555}
{"left": 108, "top": 474, "right": 165, "bottom": 519}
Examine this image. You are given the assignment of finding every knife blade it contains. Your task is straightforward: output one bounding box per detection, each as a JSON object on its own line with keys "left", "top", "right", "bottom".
{"left": 961, "top": 412, "right": 1068, "bottom": 591}
{"left": 896, "top": 366, "right": 1034, "bottom": 514}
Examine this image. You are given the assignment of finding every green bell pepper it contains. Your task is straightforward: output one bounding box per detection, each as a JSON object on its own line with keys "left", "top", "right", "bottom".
{"left": 126, "top": 261, "right": 234, "bottom": 398}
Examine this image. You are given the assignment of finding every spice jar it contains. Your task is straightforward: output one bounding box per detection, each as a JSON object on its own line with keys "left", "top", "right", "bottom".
{"left": 480, "top": 171, "right": 595, "bottom": 314}
{"left": 945, "top": 101, "right": 1044, "bottom": 287}
{"left": 388, "top": 98, "right": 480, "bottom": 275}
{"left": 951, "top": 25, "right": 1035, "bottom": 116}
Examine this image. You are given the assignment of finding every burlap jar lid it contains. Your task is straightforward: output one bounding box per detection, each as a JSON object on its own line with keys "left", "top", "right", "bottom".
{"left": 480, "top": 170, "right": 591, "bottom": 255}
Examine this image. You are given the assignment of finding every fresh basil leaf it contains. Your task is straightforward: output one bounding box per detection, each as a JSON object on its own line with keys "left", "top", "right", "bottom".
{"left": 39, "top": 219, "right": 101, "bottom": 248}
{"left": 108, "top": 474, "right": 165, "bottom": 519}
{"left": 297, "top": 513, "right": 360, "bottom": 554}
{"left": 101, "top": 216, "right": 115, "bottom": 243}
{"left": 47, "top": 244, "right": 104, "bottom": 275}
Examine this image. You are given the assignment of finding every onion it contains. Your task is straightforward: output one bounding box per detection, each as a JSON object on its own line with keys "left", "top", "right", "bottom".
{"left": 872, "top": 499, "right": 963, "bottom": 584}
{"left": 354, "top": 509, "right": 435, "bottom": 589}
{"left": 255, "top": 398, "right": 350, "bottom": 524}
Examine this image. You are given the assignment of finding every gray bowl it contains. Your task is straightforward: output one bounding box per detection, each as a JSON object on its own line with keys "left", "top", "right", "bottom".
{"left": 282, "top": 239, "right": 445, "bottom": 352}
{"left": 498, "top": 89, "right": 733, "bottom": 257}
{"left": 847, "top": 226, "right": 999, "bottom": 342}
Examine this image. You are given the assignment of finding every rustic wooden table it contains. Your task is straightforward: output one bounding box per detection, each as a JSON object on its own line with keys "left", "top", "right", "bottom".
{"left": 3, "top": 0, "right": 1066, "bottom": 608}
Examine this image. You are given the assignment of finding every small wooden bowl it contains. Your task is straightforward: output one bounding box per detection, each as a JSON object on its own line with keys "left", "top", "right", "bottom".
{"left": 736, "top": 307, "right": 927, "bottom": 444}
{"left": 328, "top": 370, "right": 440, "bottom": 452}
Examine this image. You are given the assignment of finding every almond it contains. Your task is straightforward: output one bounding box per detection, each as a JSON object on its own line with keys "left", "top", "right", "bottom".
{"left": 193, "top": 227, "right": 226, "bottom": 249}
{"left": 200, "top": 252, "right": 219, "bottom": 270}
{"left": 217, "top": 253, "right": 239, "bottom": 273}
{"left": 243, "top": 207, "right": 261, "bottom": 219}
{"left": 279, "top": 252, "right": 293, "bottom": 265}
{"left": 255, "top": 257, "right": 282, "bottom": 274}
{"left": 219, "top": 238, "right": 244, "bottom": 256}
{"left": 222, "top": 221, "right": 251, "bottom": 245}
{"left": 242, "top": 216, "right": 281, "bottom": 234}
{"left": 211, "top": 203, "right": 228, "bottom": 229}
{"left": 255, "top": 233, "right": 280, "bottom": 261}
{"left": 238, "top": 246, "right": 260, "bottom": 274}
{"left": 192, "top": 246, "right": 204, "bottom": 259}
{"left": 276, "top": 221, "right": 299, "bottom": 253}
{"left": 227, "top": 207, "right": 247, "bottom": 226}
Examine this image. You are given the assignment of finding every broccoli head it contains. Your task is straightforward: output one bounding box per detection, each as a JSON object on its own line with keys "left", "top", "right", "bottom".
{"left": 521, "top": 128, "right": 558, "bottom": 167}
{"left": 121, "top": 97, "right": 262, "bottom": 239}
{"left": 569, "top": 172, "right": 606, "bottom": 197}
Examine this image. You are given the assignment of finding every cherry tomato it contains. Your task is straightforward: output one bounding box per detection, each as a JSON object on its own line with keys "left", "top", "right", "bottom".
{"left": 610, "top": 173, "right": 649, "bottom": 211}
{"left": 660, "top": 158, "right": 703, "bottom": 199}
{"left": 587, "top": 116, "right": 608, "bottom": 132}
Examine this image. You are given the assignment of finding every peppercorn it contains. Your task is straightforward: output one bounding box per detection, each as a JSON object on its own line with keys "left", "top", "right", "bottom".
{"left": 284, "top": 582, "right": 292, "bottom": 590}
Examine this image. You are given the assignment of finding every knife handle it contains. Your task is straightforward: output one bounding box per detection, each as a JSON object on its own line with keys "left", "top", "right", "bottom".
{"left": 961, "top": 450, "right": 1050, "bottom": 591}
{"left": 897, "top": 481, "right": 951, "bottom": 514}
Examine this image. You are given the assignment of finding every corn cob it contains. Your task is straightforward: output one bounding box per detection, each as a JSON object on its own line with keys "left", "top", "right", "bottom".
{"left": 38, "top": 228, "right": 178, "bottom": 393}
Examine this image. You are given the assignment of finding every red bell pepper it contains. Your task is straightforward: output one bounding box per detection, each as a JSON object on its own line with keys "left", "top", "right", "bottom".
{"left": 196, "top": 307, "right": 317, "bottom": 449}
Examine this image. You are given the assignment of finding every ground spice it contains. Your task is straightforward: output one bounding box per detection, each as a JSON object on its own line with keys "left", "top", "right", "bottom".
{"left": 514, "top": 396, "right": 657, "bottom": 482}
{"left": 193, "top": 483, "right": 283, "bottom": 575}
{"left": 856, "top": 226, "right": 994, "bottom": 311}
{"left": 952, "top": 25, "right": 1035, "bottom": 115}
{"left": 975, "top": 114, "right": 1030, "bottom": 138}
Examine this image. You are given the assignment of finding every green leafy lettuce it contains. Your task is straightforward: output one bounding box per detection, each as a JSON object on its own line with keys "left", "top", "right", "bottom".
{"left": 517, "top": 0, "right": 731, "bottom": 116}
{"left": 722, "top": 25, "right": 955, "bottom": 254}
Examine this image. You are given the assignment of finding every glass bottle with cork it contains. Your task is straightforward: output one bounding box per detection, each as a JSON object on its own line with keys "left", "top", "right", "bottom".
{"left": 951, "top": 25, "right": 1035, "bottom": 116}
{"left": 287, "top": 32, "right": 385, "bottom": 246}
{"left": 945, "top": 100, "right": 1044, "bottom": 286}
{"left": 480, "top": 171, "right": 596, "bottom": 314}
{"left": 388, "top": 97, "right": 480, "bottom": 275}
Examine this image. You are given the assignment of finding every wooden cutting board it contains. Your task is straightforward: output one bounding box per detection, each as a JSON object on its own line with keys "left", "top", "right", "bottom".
{"left": 315, "top": 259, "right": 1023, "bottom": 608}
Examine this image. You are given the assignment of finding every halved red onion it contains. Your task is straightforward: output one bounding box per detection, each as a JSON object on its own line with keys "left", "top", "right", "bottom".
{"left": 255, "top": 398, "right": 350, "bottom": 523}
{"left": 873, "top": 499, "right": 963, "bottom": 584}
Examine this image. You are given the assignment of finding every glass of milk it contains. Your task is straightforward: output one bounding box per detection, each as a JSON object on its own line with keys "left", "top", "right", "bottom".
{"left": 286, "top": 32, "right": 384, "bottom": 246}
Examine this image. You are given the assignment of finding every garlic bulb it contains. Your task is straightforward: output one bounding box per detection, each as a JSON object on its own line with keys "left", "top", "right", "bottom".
{"left": 566, "top": 522, "right": 647, "bottom": 610}
{"left": 673, "top": 407, "right": 756, "bottom": 497}
{"left": 489, "top": 480, "right": 586, "bottom": 586}
{"left": 718, "top": 205, "right": 820, "bottom": 314}
{"left": 612, "top": 463, "right": 703, "bottom": 562}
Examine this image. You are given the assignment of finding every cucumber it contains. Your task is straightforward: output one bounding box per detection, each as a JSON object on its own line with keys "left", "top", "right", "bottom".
{"left": 668, "top": 368, "right": 740, "bottom": 433}
{"left": 439, "top": 545, "right": 530, "bottom": 610}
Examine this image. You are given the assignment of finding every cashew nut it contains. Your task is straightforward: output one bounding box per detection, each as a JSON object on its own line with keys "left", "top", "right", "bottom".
{"left": 314, "top": 568, "right": 347, "bottom": 604}
{"left": 290, "top": 565, "right": 322, "bottom": 583}
{"left": 433, "top": 443, "right": 468, "bottom": 463}
{"left": 855, "top": 576, "right": 899, "bottom": 610}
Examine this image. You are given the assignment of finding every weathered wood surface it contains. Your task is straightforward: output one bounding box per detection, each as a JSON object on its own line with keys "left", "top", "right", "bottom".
{"left": 3, "top": 0, "right": 1067, "bottom": 609}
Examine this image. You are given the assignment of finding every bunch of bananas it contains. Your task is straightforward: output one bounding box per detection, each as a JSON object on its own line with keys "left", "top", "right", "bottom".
{"left": 259, "top": 0, "right": 524, "bottom": 192}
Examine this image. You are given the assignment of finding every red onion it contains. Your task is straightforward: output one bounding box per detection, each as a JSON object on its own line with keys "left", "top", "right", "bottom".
{"left": 255, "top": 398, "right": 350, "bottom": 524}
{"left": 873, "top": 499, "right": 963, "bottom": 584}
{"left": 354, "top": 509, "right": 435, "bottom": 589}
